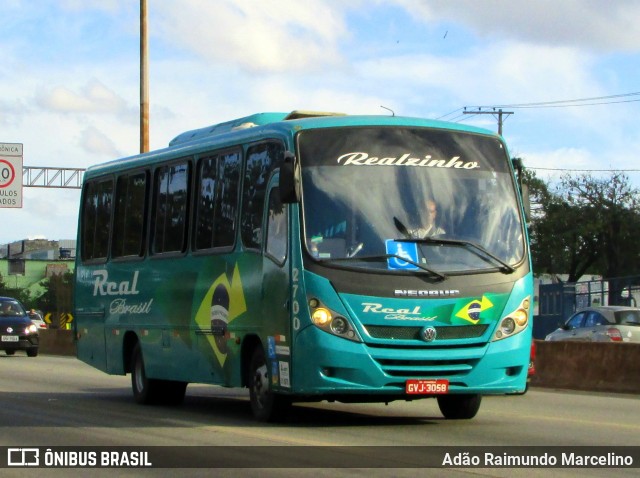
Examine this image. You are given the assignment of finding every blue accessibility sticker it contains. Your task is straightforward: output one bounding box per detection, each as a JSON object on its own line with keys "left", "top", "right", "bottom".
{"left": 267, "top": 336, "right": 277, "bottom": 359}
{"left": 385, "top": 239, "right": 420, "bottom": 271}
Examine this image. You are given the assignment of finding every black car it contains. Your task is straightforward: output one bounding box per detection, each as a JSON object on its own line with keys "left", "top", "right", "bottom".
{"left": 0, "top": 297, "right": 39, "bottom": 357}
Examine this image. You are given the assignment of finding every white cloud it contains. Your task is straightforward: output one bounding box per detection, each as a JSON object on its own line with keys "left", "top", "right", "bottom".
{"left": 153, "top": 0, "right": 349, "bottom": 73}
{"left": 59, "top": 0, "right": 122, "bottom": 13}
{"left": 518, "top": 144, "right": 640, "bottom": 191}
{"left": 526, "top": 147, "right": 593, "bottom": 170}
{"left": 79, "top": 126, "right": 122, "bottom": 157}
{"left": 354, "top": 41, "right": 602, "bottom": 120}
{"left": 392, "top": 0, "right": 640, "bottom": 52}
{"left": 1, "top": 188, "right": 81, "bottom": 243}
{"left": 35, "top": 79, "right": 130, "bottom": 115}
{"left": 0, "top": 99, "right": 30, "bottom": 127}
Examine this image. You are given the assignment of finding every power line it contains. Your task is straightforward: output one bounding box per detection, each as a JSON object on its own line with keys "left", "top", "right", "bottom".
{"left": 498, "top": 98, "right": 640, "bottom": 109}
{"left": 437, "top": 91, "right": 640, "bottom": 123}
{"left": 463, "top": 108, "right": 513, "bottom": 135}
{"left": 435, "top": 108, "right": 464, "bottom": 120}
{"left": 448, "top": 111, "right": 475, "bottom": 123}
{"left": 438, "top": 90, "right": 640, "bottom": 134}
{"left": 529, "top": 167, "right": 640, "bottom": 173}
{"left": 470, "top": 91, "right": 640, "bottom": 110}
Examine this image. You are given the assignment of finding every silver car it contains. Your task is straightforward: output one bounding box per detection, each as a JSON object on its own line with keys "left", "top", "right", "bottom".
{"left": 545, "top": 306, "right": 640, "bottom": 343}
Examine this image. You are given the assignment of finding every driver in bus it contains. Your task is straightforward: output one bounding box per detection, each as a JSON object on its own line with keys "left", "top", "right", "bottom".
{"left": 409, "top": 199, "right": 445, "bottom": 238}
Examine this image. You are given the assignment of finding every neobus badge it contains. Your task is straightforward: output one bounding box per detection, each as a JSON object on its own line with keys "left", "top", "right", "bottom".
{"left": 92, "top": 270, "right": 140, "bottom": 297}
{"left": 394, "top": 289, "right": 460, "bottom": 297}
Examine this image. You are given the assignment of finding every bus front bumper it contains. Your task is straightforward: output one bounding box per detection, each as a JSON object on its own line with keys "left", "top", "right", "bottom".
{"left": 289, "top": 326, "right": 530, "bottom": 398}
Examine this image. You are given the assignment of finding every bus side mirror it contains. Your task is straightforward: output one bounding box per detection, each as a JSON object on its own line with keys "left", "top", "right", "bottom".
{"left": 279, "top": 151, "right": 301, "bottom": 203}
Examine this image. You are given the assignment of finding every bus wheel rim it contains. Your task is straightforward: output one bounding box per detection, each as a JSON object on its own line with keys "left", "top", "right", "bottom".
{"left": 135, "top": 358, "right": 145, "bottom": 392}
{"left": 253, "top": 364, "right": 269, "bottom": 408}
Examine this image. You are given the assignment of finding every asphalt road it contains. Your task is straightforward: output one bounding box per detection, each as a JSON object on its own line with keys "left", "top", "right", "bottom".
{"left": 1, "top": 354, "right": 639, "bottom": 477}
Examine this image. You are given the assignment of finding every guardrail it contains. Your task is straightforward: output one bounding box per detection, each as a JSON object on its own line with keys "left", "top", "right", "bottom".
{"left": 37, "top": 331, "right": 640, "bottom": 394}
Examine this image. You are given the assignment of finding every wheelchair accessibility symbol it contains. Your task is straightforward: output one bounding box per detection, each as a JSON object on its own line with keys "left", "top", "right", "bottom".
{"left": 386, "top": 240, "right": 419, "bottom": 271}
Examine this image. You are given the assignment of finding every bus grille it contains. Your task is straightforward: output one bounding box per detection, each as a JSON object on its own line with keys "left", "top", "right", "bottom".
{"left": 373, "top": 357, "right": 479, "bottom": 377}
{"left": 364, "top": 324, "right": 488, "bottom": 341}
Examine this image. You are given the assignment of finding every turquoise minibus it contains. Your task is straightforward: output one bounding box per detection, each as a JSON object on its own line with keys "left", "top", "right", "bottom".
{"left": 74, "top": 111, "right": 533, "bottom": 421}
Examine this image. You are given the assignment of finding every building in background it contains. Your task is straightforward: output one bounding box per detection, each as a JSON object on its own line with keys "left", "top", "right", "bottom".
{"left": 0, "top": 238, "right": 76, "bottom": 297}
{"left": 1, "top": 239, "right": 76, "bottom": 261}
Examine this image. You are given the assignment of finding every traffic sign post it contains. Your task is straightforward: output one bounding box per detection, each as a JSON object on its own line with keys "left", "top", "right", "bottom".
{"left": 0, "top": 143, "right": 23, "bottom": 208}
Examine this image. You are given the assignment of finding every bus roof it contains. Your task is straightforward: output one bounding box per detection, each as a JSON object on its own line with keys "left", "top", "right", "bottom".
{"left": 168, "top": 110, "right": 347, "bottom": 146}
{"left": 84, "top": 111, "right": 499, "bottom": 178}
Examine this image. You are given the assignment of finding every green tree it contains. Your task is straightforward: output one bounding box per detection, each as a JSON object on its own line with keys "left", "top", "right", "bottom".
{"left": 560, "top": 172, "right": 640, "bottom": 279}
{"left": 0, "top": 273, "right": 33, "bottom": 305}
{"left": 530, "top": 194, "right": 600, "bottom": 282}
{"left": 528, "top": 170, "right": 640, "bottom": 284}
{"left": 523, "top": 168, "right": 596, "bottom": 282}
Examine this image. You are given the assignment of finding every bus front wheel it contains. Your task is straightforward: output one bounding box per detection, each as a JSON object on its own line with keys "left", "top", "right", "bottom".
{"left": 437, "top": 394, "right": 482, "bottom": 419}
{"left": 248, "top": 346, "right": 291, "bottom": 422}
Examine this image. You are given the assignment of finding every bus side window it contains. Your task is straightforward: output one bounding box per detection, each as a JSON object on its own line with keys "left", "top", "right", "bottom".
{"left": 265, "top": 188, "right": 287, "bottom": 264}
{"left": 81, "top": 179, "right": 114, "bottom": 262}
{"left": 194, "top": 149, "right": 241, "bottom": 250}
{"left": 241, "top": 141, "right": 284, "bottom": 250}
{"left": 152, "top": 161, "right": 190, "bottom": 254}
{"left": 216, "top": 151, "right": 241, "bottom": 246}
{"left": 195, "top": 155, "right": 218, "bottom": 250}
{"left": 112, "top": 171, "right": 148, "bottom": 258}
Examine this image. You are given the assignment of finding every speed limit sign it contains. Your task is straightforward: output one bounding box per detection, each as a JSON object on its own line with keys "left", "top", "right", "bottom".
{"left": 0, "top": 142, "right": 23, "bottom": 208}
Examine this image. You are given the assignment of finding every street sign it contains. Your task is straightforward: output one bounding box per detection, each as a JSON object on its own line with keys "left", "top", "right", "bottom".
{"left": 0, "top": 142, "right": 23, "bottom": 208}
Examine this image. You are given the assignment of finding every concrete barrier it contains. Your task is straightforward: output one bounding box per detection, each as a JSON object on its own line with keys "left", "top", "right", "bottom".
{"left": 38, "top": 329, "right": 76, "bottom": 356}
{"left": 36, "top": 330, "right": 640, "bottom": 394}
{"left": 531, "top": 340, "right": 640, "bottom": 394}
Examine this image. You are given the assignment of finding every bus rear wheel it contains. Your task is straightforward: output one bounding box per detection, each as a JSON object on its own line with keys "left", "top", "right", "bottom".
{"left": 131, "top": 343, "right": 187, "bottom": 405}
{"left": 437, "top": 394, "right": 482, "bottom": 419}
{"left": 248, "top": 346, "right": 291, "bottom": 422}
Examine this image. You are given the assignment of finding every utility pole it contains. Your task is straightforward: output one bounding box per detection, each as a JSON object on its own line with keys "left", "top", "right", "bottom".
{"left": 463, "top": 108, "right": 513, "bottom": 135}
{"left": 140, "top": 0, "right": 149, "bottom": 153}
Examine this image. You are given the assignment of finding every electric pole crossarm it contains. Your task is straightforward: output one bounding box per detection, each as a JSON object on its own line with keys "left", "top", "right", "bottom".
{"left": 463, "top": 108, "right": 514, "bottom": 135}
{"left": 22, "top": 167, "right": 85, "bottom": 189}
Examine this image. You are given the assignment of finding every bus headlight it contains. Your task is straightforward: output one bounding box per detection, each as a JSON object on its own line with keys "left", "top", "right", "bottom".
{"left": 492, "top": 296, "right": 530, "bottom": 341}
{"left": 311, "top": 308, "right": 332, "bottom": 327}
{"left": 330, "top": 317, "right": 349, "bottom": 335}
{"left": 309, "top": 298, "right": 361, "bottom": 342}
{"left": 500, "top": 318, "right": 516, "bottom": 335}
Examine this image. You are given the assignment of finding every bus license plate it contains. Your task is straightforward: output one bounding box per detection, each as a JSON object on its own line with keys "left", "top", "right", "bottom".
{"left": 1, "top": 335, "right": 19, "bottom": 342}
{"left": 406, "top": 379, "right": 449, "bottom": 395}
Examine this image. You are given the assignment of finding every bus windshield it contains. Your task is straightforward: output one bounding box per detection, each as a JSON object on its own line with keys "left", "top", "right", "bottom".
{"left": 297, "top": 126, "right": 526, "bottom": 273}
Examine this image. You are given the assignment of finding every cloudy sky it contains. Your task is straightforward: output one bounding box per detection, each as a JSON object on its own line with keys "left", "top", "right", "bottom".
{"left": 2, "top": 0, "right": 640, "bottom": 244}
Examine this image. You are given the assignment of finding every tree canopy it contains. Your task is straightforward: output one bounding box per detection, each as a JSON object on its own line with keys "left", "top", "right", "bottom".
{"left": 525, "top": 167, "right": 640, "bottom": 283}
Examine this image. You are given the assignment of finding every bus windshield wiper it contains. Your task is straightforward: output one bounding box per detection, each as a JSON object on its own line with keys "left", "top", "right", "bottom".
{"left": 320, "top": 254, "right": 446, "bottom": 281}
{"left": 393, "top": 216, "right": 411, "bottom": 238}
{"left": 396, "top": 237, "right": 516, "bottom": 274}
